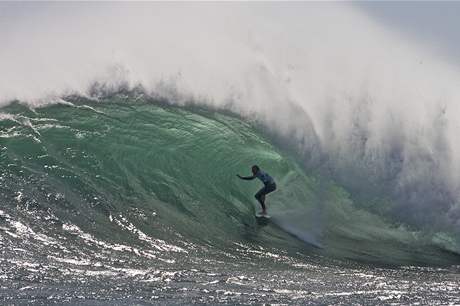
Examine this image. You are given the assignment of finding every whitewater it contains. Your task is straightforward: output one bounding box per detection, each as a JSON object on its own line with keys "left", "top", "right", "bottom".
{"left": 1, "top": 2, "right": 459, "bottom": 304}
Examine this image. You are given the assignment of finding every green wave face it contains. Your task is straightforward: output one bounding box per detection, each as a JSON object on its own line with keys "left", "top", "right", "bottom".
{"left": 1, "top": 96, "right": 459, "bottom": 266}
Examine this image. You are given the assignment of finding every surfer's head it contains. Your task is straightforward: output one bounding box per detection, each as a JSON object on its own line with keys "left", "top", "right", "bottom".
{"left": 251, "top": 165, "right": 260, "bottom": 175}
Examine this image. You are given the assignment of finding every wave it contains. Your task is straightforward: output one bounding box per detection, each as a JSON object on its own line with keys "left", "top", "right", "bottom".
{"left": 2, "top": 3, "right": 460, "bottom": 237}
{"left": 1, "top": 93, "right": 459, "bottom": 266}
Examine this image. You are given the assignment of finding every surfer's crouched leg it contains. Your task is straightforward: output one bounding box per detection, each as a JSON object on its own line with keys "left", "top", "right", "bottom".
{"left": 255, "top": 189, "right": 263, "bottom": 201}
{"left": 254, "top": 184, "right": 276, "bottom": 211}
{"left": 255, "top": 183, "right": 277, "bottom": 201}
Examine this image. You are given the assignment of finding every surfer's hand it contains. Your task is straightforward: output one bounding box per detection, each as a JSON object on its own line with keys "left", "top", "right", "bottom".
{"left": 237, "top": 174, "right": 242, "bottom": 179}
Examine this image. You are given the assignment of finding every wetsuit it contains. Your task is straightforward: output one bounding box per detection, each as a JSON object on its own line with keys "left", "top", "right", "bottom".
{"left": 238, "top": 170, "right": 277, "bottom": 201}
{"left": 254, "top": 170, "right": 277, "bottom": 201}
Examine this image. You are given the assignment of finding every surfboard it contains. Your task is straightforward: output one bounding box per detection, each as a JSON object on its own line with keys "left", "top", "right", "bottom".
{"left": 255, "top": 213, "right": 271, "bottom": 219}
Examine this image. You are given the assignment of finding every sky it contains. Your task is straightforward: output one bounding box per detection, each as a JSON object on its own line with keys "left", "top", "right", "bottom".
{"left": 356, "top": 2, "right": 460, "bottom": 67}
{"left": 1, "top": 2, "right": 459, "bottom": 65}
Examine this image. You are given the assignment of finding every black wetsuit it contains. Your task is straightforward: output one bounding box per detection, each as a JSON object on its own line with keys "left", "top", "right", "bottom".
{"left": 253, "top": 170, "right": 277, "bottom": 200}
{"left": 239, "top": 170, "right": 277, "bottom": 203}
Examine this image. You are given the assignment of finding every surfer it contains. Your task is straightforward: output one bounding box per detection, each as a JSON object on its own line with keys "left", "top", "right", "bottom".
{"left": 237, "top": 165, "right": 276, "bottom": 215}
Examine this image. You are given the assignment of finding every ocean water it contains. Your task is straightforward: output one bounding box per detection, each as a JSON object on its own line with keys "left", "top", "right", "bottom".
{"left": 1, "top": 94, "right": 459, "bottom": 304}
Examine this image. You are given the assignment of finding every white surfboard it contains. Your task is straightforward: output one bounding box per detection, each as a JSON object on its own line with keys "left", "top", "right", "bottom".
{"left": 255, "top": 213, "right": 271, "bottom": 219}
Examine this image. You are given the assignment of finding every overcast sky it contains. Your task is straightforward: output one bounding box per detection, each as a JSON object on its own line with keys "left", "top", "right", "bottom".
{"left": 1, "top": 1, "right": 459, "bottom": 78}
{"left": 356, "top": 2, "right": 460, "bottom": 67}
{"left": 1, "top": 2, "right": 459, "bottom": 67}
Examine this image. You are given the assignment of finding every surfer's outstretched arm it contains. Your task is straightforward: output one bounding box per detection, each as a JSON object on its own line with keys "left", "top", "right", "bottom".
{"left": 237, "top": 174, "right": 255, "bottom": 180}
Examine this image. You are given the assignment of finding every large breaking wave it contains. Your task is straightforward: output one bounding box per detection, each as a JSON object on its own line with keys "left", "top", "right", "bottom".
{"left": 1, "top": 94, "right": 459, "bottom": 265}
{"left": 1, "top": 3, "right": 460, "bottom": 265}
